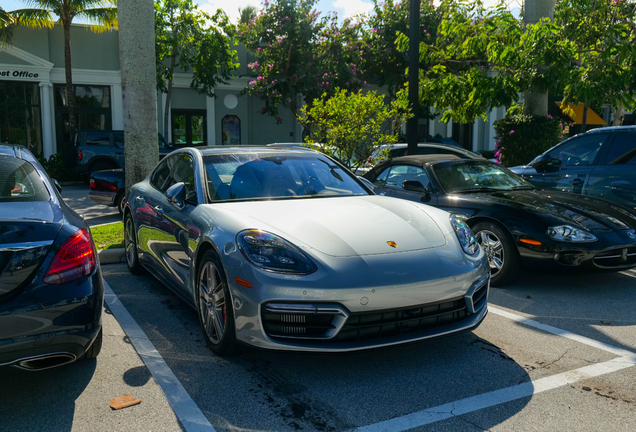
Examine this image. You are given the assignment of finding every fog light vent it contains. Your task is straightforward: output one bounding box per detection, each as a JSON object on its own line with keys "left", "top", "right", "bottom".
{"left": 281, "top": 326, "right": 306, "bottom": 334}
{"left": 281, "top": 314, "right": 306, "bottom": 323}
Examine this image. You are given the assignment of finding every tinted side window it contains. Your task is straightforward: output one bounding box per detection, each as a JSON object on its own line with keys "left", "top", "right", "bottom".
{"left": 85, "top": 132, "right": 111, "bottom": 146}
{"left": 171, "top": 154, "right": 197, "bottom": 204}
{"left": 605, "top": 133, "right": 636, "bottom": 165}
{"left": 114, "top": 132, "right": 125, "bottom": 148}
{"left": 0, "top": 156, "right": 50, "bottom": 202}
{"left": 373, "top": 167, "right": 391, "bottom": 185}
{"left": 150, "top": 157, "right": 174, "bottom": 193}
{"left": 548, "top": 134, "right": 608, "bottom": 166}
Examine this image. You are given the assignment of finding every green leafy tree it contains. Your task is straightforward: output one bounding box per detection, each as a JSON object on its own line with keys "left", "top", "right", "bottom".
{"left": 299, "top": 88, "right": 412, "bottom": 171}
{"left": 555, "top": 0, "right": 636, "bottom": 130}
{"left": 237, "top": 0, "right": 367, "bottom": 126}
{"left": 155, "top": 0, "right": 239, "bottom": 140}
{"left": 12, "top": 0, "right": 117, "bottom": 157}
{"left": 238, "top": 5, "right": 258, "bottom": 24}
{"left": 0, "top": 7, "right": 16, "bottom": 45}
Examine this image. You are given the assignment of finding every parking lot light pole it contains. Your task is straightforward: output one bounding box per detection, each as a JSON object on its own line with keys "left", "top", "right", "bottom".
{"left": 407, "top": 0, "right": 421, "bottom": 156}
{"left": 118, "top": 0, "right": 160, "bottom": 190}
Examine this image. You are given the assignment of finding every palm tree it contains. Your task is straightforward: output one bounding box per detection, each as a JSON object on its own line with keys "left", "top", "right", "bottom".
{"left": 12, "top": 1, "right": 118, "bottom": 157}
{"left": 0, "top": 7, "right": 16, "bottom": 46}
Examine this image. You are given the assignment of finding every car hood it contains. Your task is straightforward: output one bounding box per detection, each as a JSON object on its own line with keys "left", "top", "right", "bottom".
{"left": 458, "top": 189, "right": 636, "bottom": 233}
{"left": 208, "top": 196, "right": 448, "bottom": 257}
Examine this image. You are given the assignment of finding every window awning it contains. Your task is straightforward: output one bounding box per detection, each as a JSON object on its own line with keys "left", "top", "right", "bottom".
{"left": 556, "top": 103, "right": 607, "bottom": 125}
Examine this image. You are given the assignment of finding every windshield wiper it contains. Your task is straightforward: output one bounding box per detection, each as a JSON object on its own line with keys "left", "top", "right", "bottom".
{"left": 454, "top": 187, "right": 494, "bottom": 193}
{"left": 508, "top": 186, "right": 535, "bottom": 190}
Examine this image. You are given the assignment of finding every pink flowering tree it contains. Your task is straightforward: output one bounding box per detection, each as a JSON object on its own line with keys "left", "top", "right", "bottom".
{"left": 236, "top": 0, "right": 367, "bottom": 126}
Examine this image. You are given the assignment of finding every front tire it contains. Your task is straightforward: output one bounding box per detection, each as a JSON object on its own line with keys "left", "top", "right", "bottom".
{"left": 197, "top": 251, "right": 241, "bottom": 356}
{"left": 124, "top": 213, "right": 144, "bottom": 275}
{"left": 473, "top": 221, "right": 521, "bottom": 287}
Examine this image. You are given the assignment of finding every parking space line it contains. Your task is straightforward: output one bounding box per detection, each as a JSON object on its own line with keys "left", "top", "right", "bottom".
{"left": 353, "top": 354, "right": 636, "bottom": 432}
{"left": 104, "top": 280, "right": 216, "bottom": 432}
{"left": 489, "top": 306, "right": 635, "bottom": 357}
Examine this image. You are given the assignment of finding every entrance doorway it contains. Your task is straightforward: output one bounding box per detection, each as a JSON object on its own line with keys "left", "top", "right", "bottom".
{"left": 0, "top": 81, "right": 43, "bottom": 156}
{"left": 452, "top": 122, "right": 474, "bottom": 151}
{"left": 172, "top": 110, "right": 206, "bottom": 146}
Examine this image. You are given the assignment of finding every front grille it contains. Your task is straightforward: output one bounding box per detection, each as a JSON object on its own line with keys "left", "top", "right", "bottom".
{"left": 594, "top": 247, "right": 636, "bottom": 268}
{"left": 261, "top": 303, "right": 347, "bottom": 340}
{"left": 332, "top": 297, "right": 468, "bottom": 343}
{"left": 471, "top": 282, "right": 488, "bottom": 312}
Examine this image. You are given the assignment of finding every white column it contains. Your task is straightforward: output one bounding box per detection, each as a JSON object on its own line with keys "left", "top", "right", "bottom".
{"left": 161, "top": 92, "right": 171, "bottom": 143}
{"left": 446, "top": 119, "right": 452, "bottom": 138}
{"left": 488, "top": 108, "right": 497, "bottom": 150}
{"left": 472, "top": 121, "right": 479, "bottom": 152}
{"left": 206, "top": 93, "right": 215, "bottom": 146}
{"left": 111, "top": 83, "right": 124, "bottom": 129}
{"left": 428, "top": 113, "right": 434, "bottom": 138}
{"left": 39, "top": 81, "right": 54, "bottom": 158}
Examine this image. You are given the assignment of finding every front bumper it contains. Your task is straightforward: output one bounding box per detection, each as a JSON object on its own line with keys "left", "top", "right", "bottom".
{"left": 0, "top": 268, "right": 104, "bottom": 368}
{"left": 224, "top": 243, "right": 490, "bottom": 352}
{"left": 517, "top": 230, "right": 636, "bottom": 270}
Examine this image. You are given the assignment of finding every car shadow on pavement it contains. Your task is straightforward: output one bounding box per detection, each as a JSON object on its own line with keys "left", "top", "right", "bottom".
{"left": 0, "top": 360, "right": 96, "bottom": 431}
{"left": 104, "top": 264, "right": 532, "bottom": 432}
{"left": 490, "top": 268, "right": 636, "bottom": 354}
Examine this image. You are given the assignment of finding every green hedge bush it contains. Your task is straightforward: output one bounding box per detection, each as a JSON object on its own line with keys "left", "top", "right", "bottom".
{"left": 38, "top": 153, "right": 81, "bottom": 182}
{"left": 493, "top": 115, "right": 565, "bottom": 167}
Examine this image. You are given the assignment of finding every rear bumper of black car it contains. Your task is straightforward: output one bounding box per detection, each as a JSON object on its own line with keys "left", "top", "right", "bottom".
{"left": 0, "top": 269, "right": 104, "bottom": 370}
{"left": 89, "top": 190, "right": 117, "bottom": 207}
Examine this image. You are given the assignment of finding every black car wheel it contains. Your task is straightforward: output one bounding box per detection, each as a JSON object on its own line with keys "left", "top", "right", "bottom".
{"left": 124, "top": 213, "right": 144, "bottom": 275}
{"left": 82, "top": 328, "right": 102, "bottom": 360}
{"left": 197, "top": 251, "right": 241, "bottom": 356}
{"left": 473, "top": 221, "right": 521, "bottom": 287}
{"left": 115, "top": 191, "right": 126, "bottom": 215}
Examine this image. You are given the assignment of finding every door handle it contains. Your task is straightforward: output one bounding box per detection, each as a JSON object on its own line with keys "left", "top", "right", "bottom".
{"left": 570, "top": 178, "right": 584, "bottom": 186}
{"left": 379, "top": 192, "right": 386, "bottom": 196}
{"left": 136, "top": 196, "right": 145, "bottom": 204}
{"left": 154, "top": 205, "right": 164, "bottom": 214}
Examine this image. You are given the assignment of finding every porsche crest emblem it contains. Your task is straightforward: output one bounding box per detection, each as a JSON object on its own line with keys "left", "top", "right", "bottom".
{"left": 387, "top": 241, "right": 398, "bottom": 248}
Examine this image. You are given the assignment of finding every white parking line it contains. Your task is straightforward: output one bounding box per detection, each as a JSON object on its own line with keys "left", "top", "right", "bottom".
{"left": 103, "top": 280, "right": 216, "bottom": 432}
{"left": 488, "top": 306, "right": 635, "bottom": 357}
{"left": 353, "top": 354, "right": 636, "bottom": 432}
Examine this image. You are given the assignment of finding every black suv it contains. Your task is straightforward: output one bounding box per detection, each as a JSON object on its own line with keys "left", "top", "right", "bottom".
{"left": 74, "top": 130, "right": 172, "bottom": 176}
{"left": 509, "top": 126, "right": 636, "bottom": 210}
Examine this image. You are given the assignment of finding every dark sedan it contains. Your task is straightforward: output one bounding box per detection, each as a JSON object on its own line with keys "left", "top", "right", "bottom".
{"left": 0, "top": 145, "right": 103, "bottom": 370}
{"left": 364, "top": 154, "right": 636, "bottom": 286}
{"left": 509, "top": 126, "right": 636, "bottom": 211}
{"left": 89, "top": 168, "right": 125, "bottom": 214}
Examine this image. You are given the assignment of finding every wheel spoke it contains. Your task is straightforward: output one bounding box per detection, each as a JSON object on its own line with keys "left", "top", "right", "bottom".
{"left": 491, "top": 241, "right": 503, "bottom": 253}
{"left": 491, "top": 257, "right": 504, "bottom": 270}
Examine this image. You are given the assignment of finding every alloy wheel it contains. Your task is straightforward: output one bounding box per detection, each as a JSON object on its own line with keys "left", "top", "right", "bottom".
{"left": 124, "top": 217, "right": 136, "bottom": 267}
{"left": 477, "top": 230, "right": 504, "bottom": 276}
{"left": 199, "top": 261, "right": 226, "bottom": 344}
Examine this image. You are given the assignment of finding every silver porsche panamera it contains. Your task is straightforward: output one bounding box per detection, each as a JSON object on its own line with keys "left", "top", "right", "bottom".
{"left": 123, "top": 146, "right": 490, "bottom": 355}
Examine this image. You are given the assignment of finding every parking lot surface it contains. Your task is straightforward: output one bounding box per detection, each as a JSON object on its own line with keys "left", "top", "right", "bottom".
{"left": 61, "top": 185, "right": 121, "bottom": 226}
{"left": 1, "top": 262, "right": 634, "bottom": 431}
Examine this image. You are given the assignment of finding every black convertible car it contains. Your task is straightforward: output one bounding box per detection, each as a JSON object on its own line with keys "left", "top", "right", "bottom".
{"left": 364, "top": 155, "right": 636, "bottom": 286}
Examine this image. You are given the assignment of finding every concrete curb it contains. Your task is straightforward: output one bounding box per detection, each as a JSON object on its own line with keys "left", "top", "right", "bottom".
{"left": 98, "top": 248, "right": 126, "bottom": 265}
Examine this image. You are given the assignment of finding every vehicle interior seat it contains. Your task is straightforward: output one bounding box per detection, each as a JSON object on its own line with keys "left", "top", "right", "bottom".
{"left": 230, "top": 163, "right": 263, "bottom": 199}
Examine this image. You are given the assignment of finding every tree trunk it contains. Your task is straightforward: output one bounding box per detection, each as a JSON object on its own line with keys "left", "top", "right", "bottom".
{"left": 522, "top": 0, "right": 555, "bottom": 117}
{"left": 163, "top": 53, "right": 176, "bottom": 140}
{"left": 62, "top": 19, "right": 75, "bottom": 165}
{"left": 581, "top": 105, "right": 588, "bottom": 133}
{"left": 118, "top": 0, "right": 160, "bottom": 190}
{"left": 613, "top": 104, "right": 625, "bottom": 126}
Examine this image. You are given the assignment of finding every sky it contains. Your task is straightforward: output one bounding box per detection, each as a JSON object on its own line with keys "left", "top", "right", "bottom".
{"left": 4, "top": 0, "right": 519, "bottom": 25}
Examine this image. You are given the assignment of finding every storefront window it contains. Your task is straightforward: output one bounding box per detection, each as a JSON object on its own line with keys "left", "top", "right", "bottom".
{"left": 54, "top": 84, "right": 112, "bottom": 148}
{"left": 0, "top": 82, "right": 43, "bottom": 156}
{"left": 172, "top": 110, "right": 206, "bottom": 146}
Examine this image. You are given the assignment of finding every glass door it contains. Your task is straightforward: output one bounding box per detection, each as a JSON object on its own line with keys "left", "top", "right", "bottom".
{"left": 171, "top": 110, "right": 207, "bottom": 146}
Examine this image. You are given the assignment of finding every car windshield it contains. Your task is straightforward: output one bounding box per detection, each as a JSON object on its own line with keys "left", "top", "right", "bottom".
{"left": 0, "top": 156, "right": 50, "bottom": 202}
{"left": 433, "top": 161, "right": 534, "bottom": 193}
{"left": 203, "top": 152, "right": 369, "bottom": 201}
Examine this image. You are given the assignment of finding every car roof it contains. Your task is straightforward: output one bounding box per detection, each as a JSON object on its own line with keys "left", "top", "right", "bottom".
{"left": 584, "top": 126, "right": 636, "bottom": 134}
{"left": 388, "top": 154, "right": 466, "bottom": 166}
{"left": 0, "top": 144, "right": 38, "bottom": 162}
{"left": 197, "top": 145, "right": 320, "bottom": 156}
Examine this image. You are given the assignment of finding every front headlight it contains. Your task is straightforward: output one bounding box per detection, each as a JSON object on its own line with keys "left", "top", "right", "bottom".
{"left": 547, "top": 225, "right": 597, "bottom": 242}
{"left": 450, "top": 215, "right": 479, "bottom": 255}
{"left": 237, "top": 230, "right": 317, "bottom": 274}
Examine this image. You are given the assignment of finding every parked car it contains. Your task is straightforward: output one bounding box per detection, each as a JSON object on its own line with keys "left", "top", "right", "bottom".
{"left": 0, "top": 145, "right": 103, "bottom": 370}
{"left": 74, "top": 130, "right": 172, "bottom": 176}
{"left": 364, "top": 154, "right": 636, "bottom": 286}
{"left": 509, "top": 126, "right": 636, "bottom": 211}
{"left": 123, "top": 147, "right": 489, "bottom": 355}
{"left": 89, "top": 169, "right": 125, "bottom": 214}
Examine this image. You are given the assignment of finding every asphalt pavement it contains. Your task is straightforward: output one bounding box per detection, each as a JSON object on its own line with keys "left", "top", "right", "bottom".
{"left": 61, "top": 185, "right": 121, "bottom": 226}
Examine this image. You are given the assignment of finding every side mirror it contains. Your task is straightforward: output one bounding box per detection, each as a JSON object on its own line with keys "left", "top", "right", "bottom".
{"left": 402, "top": 180, "right": 429, "bottom": 193}
{"left": 357, "top": 176, "right": 375, "bottom": 191}
{"left": 165, "top": 182, "right": 186, "bottom": 208}
{"left": 53, "top": 179, "right": 62, "bottom": 193}
{"left": 530, "top": 154, "right": 553, "bottom": 169}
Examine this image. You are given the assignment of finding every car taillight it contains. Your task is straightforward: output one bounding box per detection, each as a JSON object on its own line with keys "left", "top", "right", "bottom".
{"left": 43, "top": 228, "right": 97, "bottom": 284}
{"left": 89, "top": 178, "right": 95, "bottom": 188}
{"left": 78, "top": 150, "right": 83, "bottom": 161}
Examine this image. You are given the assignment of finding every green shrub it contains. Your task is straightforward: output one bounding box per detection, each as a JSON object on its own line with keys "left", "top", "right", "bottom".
{"left": 493, "top": 115, "right": 565, "bottom": 167}
{"left": 38, "top": 153, "right": 81, "bottom": 182}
